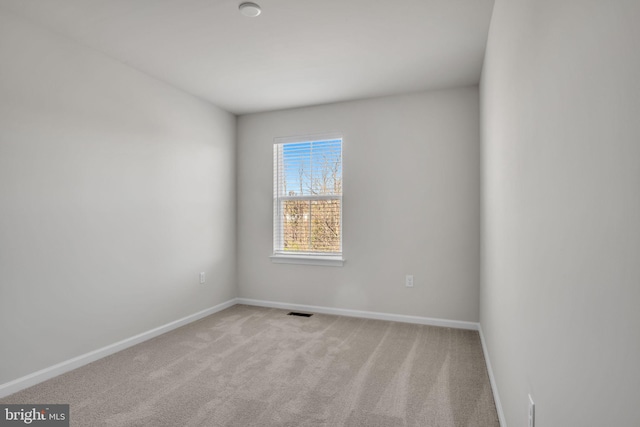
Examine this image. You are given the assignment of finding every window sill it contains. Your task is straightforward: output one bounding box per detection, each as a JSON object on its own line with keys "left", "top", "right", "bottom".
{"left": 270, "top": 254, "right": 345, "bottom": 267}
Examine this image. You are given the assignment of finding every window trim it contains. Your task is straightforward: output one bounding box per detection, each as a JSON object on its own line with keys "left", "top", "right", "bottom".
{"left": 272, "top": 132, "right": 344, "bottom": 267}
{"left": 270, "top": 254, "right": 344, "bottom": 267}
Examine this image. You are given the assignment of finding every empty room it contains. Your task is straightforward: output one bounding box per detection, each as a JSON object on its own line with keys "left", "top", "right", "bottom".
{"left": 1, "top": 0, "right": 638, "bottom": 426}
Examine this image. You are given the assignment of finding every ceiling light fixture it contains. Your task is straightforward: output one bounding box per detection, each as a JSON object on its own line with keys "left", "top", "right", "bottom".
{"left": 239, "top": 2, "right": 261, "bottom": 17}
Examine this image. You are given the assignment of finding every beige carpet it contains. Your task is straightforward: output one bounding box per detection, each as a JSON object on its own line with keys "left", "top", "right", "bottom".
{"left": 1, "top": 305, "right": 499, "bottom": 426}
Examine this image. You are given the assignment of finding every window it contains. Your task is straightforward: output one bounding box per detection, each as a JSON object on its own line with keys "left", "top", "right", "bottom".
{"left": 272, "top": 134, "right": 343, "bottom": 266}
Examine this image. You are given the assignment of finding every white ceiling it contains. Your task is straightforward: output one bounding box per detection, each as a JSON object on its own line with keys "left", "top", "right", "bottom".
{"left": 0, "top": 0, "right": 495, "bottom": 115}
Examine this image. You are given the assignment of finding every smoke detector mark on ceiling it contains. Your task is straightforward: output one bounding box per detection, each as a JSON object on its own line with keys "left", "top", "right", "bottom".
{"left": 239, "top": 2, "right": 262, "bottom": 17}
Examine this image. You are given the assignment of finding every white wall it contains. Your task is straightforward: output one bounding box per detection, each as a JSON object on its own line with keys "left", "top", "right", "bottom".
{"left": 0, "top": 10, "right": 236, "bottom": 384}
{"left": 480, "top": 0, "right": 640, "bottom": 425}
{"left": 237, "top": 88, "right": 480, "bottom": 322}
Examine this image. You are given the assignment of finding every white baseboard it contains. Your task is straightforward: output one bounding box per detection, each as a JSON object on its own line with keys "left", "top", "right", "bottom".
{"left": 479, "top": 325, "right": 507, "bottom": 427}
{"left": 0, "top": 298, "right": 238, "bottom": 399}
{"left": 236, "top": 298, "right": 479, "bottom": 331}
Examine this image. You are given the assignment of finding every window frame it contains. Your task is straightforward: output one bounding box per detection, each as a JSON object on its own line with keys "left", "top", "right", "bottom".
{"left": 271, "top": 133, "right": 344, "bottom": 267}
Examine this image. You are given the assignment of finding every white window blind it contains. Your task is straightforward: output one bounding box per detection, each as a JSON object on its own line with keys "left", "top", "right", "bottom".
{"left": 273, "top": 135, "right": 342, "bottom": 260}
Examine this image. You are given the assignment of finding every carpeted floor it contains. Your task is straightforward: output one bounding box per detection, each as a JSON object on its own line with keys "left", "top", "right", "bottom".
{"left": 1, "top": 305, "right": 499, "bottom": 426}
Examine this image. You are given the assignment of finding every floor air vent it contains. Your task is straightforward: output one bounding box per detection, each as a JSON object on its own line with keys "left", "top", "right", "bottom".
{"left": 288, "top": 312, "right": 313, "bottom": 317}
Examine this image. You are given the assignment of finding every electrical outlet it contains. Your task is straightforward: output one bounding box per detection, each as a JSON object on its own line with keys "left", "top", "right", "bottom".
{"left": 199, "top": 272, "right": 205, "bottom": 284}
{"left": 405, "top": 275, "right": 414, "bottom": 287}
{"left": 528, "top": 394, "right": 535, "bottom": 427}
